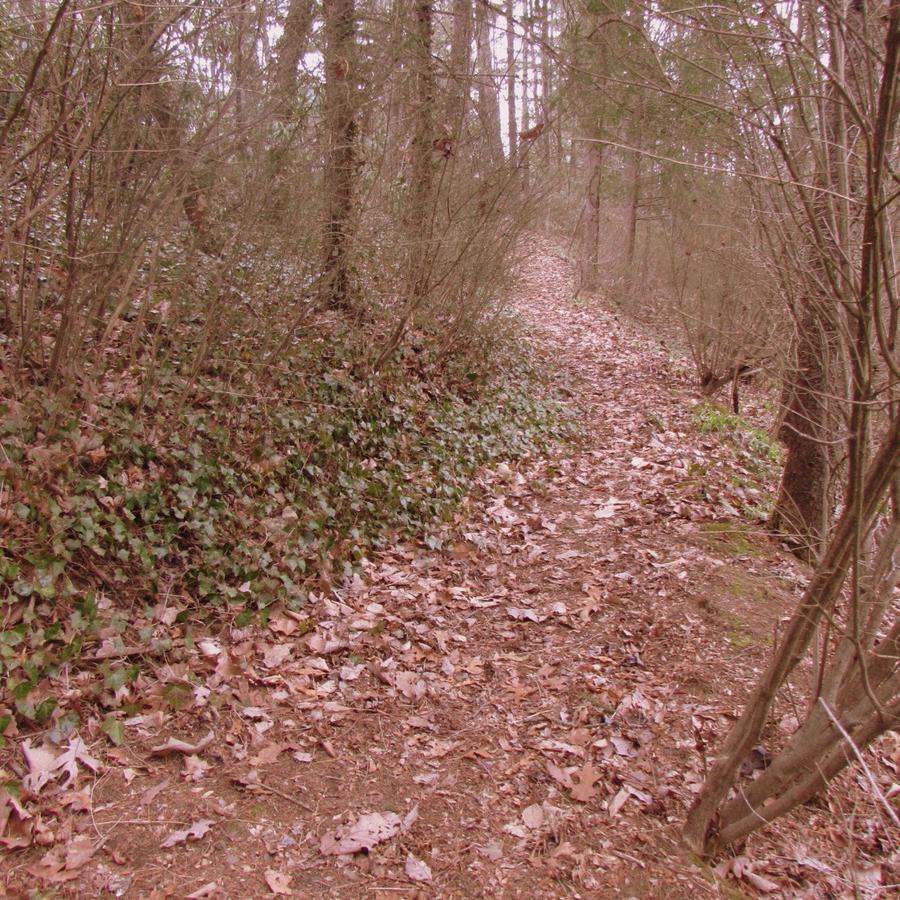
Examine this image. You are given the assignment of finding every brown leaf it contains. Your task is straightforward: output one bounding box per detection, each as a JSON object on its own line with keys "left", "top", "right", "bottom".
{"left": 608, "top": 786, "right": 629, "bottom": 816}
{"left": 151, "top": 731, "right": 213, "bottom": 756}
{"left": 249, "top": 744, "right": 284, "bottom": 767}
{"left": 320, "top": 811, "right": 402, "bottom": 855}
{"left": 64, "top": 835, "right": 95, "bottom": 871}
{"left": 546, "top": 762, "right": 573, "bottom": 790}
{"left": 405, "top": 853, "right": 433, "bottom": 882}
{"left": 160, "top": 819, "right": 213, "bottom": 849}
{"left": 141, "top": 779, "right": 171, "bottom": 806}
{"left": 264, "top": 869, "right": 292, "bottom": 895}
{"left": 183, "top": 755, "right": 211, "bottom": 782}
{"left": 570, "top": 762, "right": 602, "bottom": 803}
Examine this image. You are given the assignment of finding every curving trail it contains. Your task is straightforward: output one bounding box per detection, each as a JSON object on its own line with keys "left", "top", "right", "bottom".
{"left": 37, "top": 238, "right": 882, "bottom": 899}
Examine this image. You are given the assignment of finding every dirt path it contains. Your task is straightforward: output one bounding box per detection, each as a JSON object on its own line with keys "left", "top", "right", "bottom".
{"left": 6, "top": 239, "right": 895, "bottom": 898}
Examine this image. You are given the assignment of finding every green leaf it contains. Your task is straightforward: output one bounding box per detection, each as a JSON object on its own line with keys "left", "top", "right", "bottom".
{"left": 33, "top": 698, "right": 57, "bottom": 724}
{"left": 48, "top": 710, "right": 80, "bottom": 742}
{"left": 102, "top": 716, "right": 125, "bottom": 746}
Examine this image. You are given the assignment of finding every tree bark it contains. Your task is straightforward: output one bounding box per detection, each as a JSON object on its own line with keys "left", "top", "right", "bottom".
{"left": 373, "top": 0, "right": 436, "bottom": 369}
{"left": 322, "top": 0, "right": 358, "bottom": 310}
{"left": 445, "top": 0, "right": 473, "bottom": 131}
{"left": 578, "top": 142, "right": 602, "bottom": 291}
{"left": 273, "top": 0, "right": 316, "bottom": 119}
{"left": 122, "top": 5, "right": 218, "bottom": 253}
{"left": 475, "top": 0, "right": 504, "bottom": 167}
{"left": 769, "top": 311, "right": 832, "bottom": 560}
{"left": 505, "top": 0, "right": 517, "bottom": 168}
{"left": 684, "top": 418, "right": 900, "bottom": 855}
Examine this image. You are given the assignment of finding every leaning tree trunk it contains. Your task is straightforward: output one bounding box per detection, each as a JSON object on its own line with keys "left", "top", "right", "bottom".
{"left": 684, "top": 421, "right": 900, "bottom": 855}
{"left": 322, "top": 0, "right": 358, "bottom": 310}
{"left": 684, "top": 0, "right": 900, "bottom": 855}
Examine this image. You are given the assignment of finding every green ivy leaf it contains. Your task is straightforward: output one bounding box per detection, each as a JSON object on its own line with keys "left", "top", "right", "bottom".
{"left": 102, "top": 716, "right": 125, "bottom": 746}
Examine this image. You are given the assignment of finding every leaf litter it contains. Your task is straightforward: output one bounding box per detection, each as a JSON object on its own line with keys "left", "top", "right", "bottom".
{"left": 1, "top": 237, "right": 896, "bottom": 896}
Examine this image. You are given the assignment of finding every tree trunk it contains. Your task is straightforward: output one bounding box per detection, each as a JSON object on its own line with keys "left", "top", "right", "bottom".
{"left": 578, "top": 142, "right": 602, "bottom": 291}
{"left": 684, "top": 420, "right": 900, "bottom": 855}
{"left": 373, "top": 0, "right": 436, "bottom": 369}
{"left": 624, "top": 148, "right": 641, "bottom": 271}
{"left": 123, "top": 6, "right": 219, "bottom": 253}
{"left": 322, "top": 0, "right": 358, "bottom": 310}
{"left": 273, "top": 0, "right": 316, "bottom": 119}
{"left": 769, "top": 313, "right": 832, "bottom": 560}
{"left": 769, "top": 0, "right": 864, "bottom": 561}
{"left": 505, "top": 0, "right": 517, "bottom": 168}
{"left": 475, "top": 0, "right": 504, "bottom": 167}
{"left": 445, "top": 0, "right": 473, "bottom": 132}
{"left": 540, "top": 0, "right": 551, "bottom": 169}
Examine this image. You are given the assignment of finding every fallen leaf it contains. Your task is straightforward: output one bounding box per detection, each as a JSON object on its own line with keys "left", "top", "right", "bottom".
{"left": 198, "top": 640, "right": 222, "bottom": 657}
{"left": 28, "top": 847, "right": 80, "bottom": 883}
{"left": 320, "top": 811, "right": 402, "bottom": 855}
{"left": 394, "top": 671, "right": 427, "bottom": 701}
{"left": 64, "top": 835, "right": 95, "bottom": 870}
{"left": 183, "top": 755, "right": 210, "bottom": 782}
{"left": 522, "top": 803, "right": 545, "bottom": 829}
{"left": 405, "top": 853, "right": 433, "bottom": 882}
{"left": 264, "top": 869, "right": 292, "bottom": 895}
{"left": 608, "top": 786, "right": 629, "bottom": 816}
{"left": 249, "top": 744, "right": 284, "bottom": 767}
{"left": 141, "top": 779, "right": 170, "bottom": 806}
{"left": 546, "top": 761, "right": 573, "bottom": 789}
{"left": 263, "top": 644, "right": 292, "bottom": 668}
{"left": 21, "top": 741, "right": 59, "bottom": 794}
{"left": 506, "top": 607, "right": 547, "bottom": 623}
{"left": 570, "top": 761, "right": 602, "bottom": 803}
{"left": 479, "top": 840, "right": 503, "bottom": 860}
{"left": 151, "top": 732, "right": 213, "bottom": 756}
{"left": 160, "top": 819, "right": 213, "bottom": 849}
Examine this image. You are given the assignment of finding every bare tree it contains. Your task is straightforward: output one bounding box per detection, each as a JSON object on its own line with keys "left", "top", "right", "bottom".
{"left": 322, "top": 0, "right": 359, "bottom": 310}
{"left": 475, "top": 0, "right": 504, "bottom": 167}
{"left": 683, "top": 0, "right": 899, "bottom": 853}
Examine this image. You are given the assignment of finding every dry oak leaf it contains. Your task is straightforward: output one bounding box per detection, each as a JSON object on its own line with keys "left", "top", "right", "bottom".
{"left": 262, "top": 644, "right": 292, "bottom": 668}
{"left": 570, "top": 761, "right": 602, "bottom": 803}
{"left": 151, "top": 731, "right": 213, "bottom": 756}
{"left": 160, "top": 819, "right": 213, "bottom": 849}
{"left": 320, "top": 811, "right": 402, "bottom": 856}
{"left": 0, "top": 787, "right": 34, "bottom": 849}
{"left": 264, "top": 869, "right": 293, "bottom": 895}
{"left": 64, "top": 834, "right": 96, "bottom": 870}
{"left": 522, "top": 803, "right": 545, "bottom": 829}
{"left": 249, "top": 744, "right": 285, "bottom": 767}
{"left": 186, "top": 883, "right": 222, "bottom": 898}
{"left": 608, "top": 786, "right": 630, "bottom": 817}
{"left": 405, "top": 853, "right": 433, "bottom": 882}
{"left": 22, "top": 737, "right": 101, "bottom": 795}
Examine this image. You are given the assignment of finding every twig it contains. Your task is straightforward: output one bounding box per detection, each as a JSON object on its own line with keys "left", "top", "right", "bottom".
{"left": 818, "top": 697, "right": 900, "bottom": 828}
{"left": 254, "top": 781, "right": 314, "bottom": 812}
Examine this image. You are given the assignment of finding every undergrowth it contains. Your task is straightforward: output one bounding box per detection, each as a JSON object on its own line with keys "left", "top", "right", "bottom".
{"left": 0, "top": 324, "right": 575, "bottom": 737}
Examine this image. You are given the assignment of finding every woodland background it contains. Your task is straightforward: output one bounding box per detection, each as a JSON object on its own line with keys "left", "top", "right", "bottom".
{"left": 0, "top": 0, "right": 897, "bottom": 866}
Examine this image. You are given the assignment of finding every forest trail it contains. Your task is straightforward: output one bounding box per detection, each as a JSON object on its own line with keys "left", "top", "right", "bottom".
{"left": 8, "top": 240, "right": 880, "bottom": 898}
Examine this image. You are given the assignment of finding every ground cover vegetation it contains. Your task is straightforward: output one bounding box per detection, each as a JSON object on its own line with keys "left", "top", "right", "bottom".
{"left": 0, "top": 0, "right": 897, "bottom": 894}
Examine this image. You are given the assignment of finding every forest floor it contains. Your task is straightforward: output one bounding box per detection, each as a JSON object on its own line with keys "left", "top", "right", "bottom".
{"left": 3, "top": 238, "right": 897, "bottom": 898}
